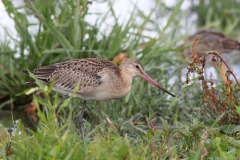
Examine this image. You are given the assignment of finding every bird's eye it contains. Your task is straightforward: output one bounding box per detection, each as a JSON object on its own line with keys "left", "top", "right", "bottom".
{"left": 136, "top": 65, "right": 139, "bottom": 69}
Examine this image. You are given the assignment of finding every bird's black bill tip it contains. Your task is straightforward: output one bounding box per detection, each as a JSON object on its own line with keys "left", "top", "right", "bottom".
{"left": 167, "top": 91, "right": 176, "bottom": 97}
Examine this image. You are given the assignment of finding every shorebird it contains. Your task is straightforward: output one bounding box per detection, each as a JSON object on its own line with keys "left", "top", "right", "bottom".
{"left": 182, "top": 29, "right": 240, "bottom": 65}
{"left": 23, "top": 58, "right": 175, "bottom": 140}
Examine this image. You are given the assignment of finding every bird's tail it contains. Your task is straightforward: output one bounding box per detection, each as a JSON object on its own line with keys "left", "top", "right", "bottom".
{"left": 22, "top": 70, "right": 33, "bottom": 74}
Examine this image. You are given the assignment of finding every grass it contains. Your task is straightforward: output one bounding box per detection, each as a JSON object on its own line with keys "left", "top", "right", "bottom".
{"left": 0, "top": 0, "right": 240, "bottom": 159}
{"left": 1, "top": 81, "right": 240, "bottom": 159}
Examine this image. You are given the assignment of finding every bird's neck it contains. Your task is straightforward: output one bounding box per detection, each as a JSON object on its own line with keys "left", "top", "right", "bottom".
{"left": 119, "top": 67, "right": 133, "bottom": 89}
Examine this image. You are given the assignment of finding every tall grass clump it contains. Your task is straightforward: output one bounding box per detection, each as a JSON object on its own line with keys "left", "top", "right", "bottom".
{"left": 1, "top": 0, "right": 186, "bottom": 125}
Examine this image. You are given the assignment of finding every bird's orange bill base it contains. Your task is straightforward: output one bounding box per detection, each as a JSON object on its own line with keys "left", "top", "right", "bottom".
{"left": 141, "top": 72, "right": 175, "bottom": 97}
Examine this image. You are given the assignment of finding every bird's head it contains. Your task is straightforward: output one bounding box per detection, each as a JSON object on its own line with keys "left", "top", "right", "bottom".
{"left": 120, "top": 58, "right": 175, "bottom": 97}
{"left": 120, "top": 58, "right": 145, "bottom": 77}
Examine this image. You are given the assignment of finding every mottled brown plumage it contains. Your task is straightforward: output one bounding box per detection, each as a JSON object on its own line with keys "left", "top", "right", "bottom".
{"left": 34, "top": 59, "right": 115, "bottom": 88}
{"left": 182, "top": 30, "right": 240, "bottom": 65}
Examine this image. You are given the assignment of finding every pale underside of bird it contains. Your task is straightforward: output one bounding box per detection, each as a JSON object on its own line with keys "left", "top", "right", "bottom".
{"left": 23, "top": 58, "right": 175, "bottom": 140}
{"left": 182, "top": 29, "right": 240, "bottom": 65}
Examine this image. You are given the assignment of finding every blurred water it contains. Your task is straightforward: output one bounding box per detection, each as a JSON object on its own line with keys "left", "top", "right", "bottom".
{"left": 0, "top": 110, "right": 36, "bottom": 135}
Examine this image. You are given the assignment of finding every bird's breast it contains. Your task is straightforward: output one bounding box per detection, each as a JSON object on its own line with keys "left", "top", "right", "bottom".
{"left": 75, "top": 81, "right": 132, "bottom": 101}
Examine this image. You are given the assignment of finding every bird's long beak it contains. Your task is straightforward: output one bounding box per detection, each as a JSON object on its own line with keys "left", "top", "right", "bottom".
{"left": 141, "top": 72, "right": 175, "bottom": 97}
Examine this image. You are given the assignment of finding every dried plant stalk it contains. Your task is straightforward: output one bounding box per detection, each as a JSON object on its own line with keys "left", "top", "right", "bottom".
{"left": 185, "top": 35, "right": 240, "bottom": 125}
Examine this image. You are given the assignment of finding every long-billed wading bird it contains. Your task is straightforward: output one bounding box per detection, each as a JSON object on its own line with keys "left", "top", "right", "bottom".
{"left": 23, "top": 58, "right": 175, "bottom": 140}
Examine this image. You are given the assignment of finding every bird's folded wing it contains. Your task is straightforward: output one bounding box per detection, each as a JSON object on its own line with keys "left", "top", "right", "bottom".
{"left": 33, "top": 58, "right": 119, "bottom": 91}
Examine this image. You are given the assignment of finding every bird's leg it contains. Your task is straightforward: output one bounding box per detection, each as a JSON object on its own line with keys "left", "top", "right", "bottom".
{"left": 79, "top": 100, "right": 87, "bottom": 141}
{"left": 55, "top": 94, "right": 70, "bottom": 117}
